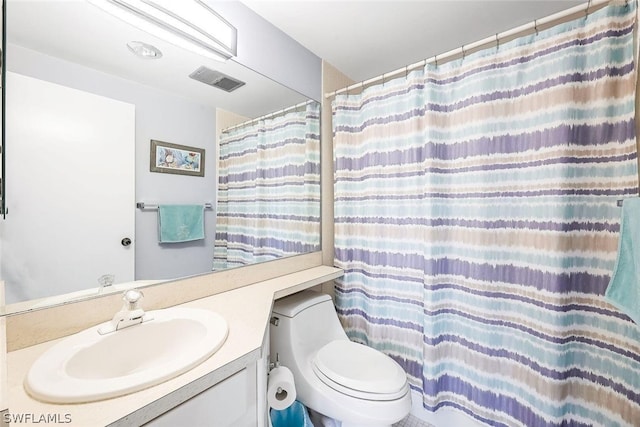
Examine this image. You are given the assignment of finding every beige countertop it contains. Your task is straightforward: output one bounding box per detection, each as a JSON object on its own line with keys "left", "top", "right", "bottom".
{"left": 1, "top": 281, "right": 7, "bottom": 424}
{"left": 6, "top": 266, "right": 343, "bottom": 426}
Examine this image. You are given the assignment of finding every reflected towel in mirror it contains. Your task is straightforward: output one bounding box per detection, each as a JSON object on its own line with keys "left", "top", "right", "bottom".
{"left": 158, "top": 204, "right": 205, "bottom": 243}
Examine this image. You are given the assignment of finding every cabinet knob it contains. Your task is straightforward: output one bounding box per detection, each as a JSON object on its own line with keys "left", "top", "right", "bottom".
{"left": 121, "top": 237, "right": 132, "bottom": 247}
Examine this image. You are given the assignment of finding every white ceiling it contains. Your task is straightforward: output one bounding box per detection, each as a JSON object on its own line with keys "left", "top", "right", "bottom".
{"left": 242, "top": 1, "right": 584, "bottom": 82}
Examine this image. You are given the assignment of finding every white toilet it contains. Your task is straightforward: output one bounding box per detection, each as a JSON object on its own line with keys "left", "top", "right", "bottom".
{"left": 270, "top": 290, "right": 411, "bottom": 427}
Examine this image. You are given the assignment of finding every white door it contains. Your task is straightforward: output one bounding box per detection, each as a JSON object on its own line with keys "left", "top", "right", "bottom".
{"left": 2, "top": 72, "right": 135, "bottom": 303}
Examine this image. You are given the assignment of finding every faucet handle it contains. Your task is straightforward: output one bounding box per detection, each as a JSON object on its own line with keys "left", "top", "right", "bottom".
{"left": 98, "top": 289, "right": 147, "bottom": 335}
{"left": 98, "top": 274, "right": 115, "bottom": 287}
{"left": 122, "top": 289, "right": 143, "bottom": 310}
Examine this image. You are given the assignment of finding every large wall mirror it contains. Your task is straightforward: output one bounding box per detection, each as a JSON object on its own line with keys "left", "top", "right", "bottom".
{"left": 1, "top": 0, "right": 321, "bottom": 312}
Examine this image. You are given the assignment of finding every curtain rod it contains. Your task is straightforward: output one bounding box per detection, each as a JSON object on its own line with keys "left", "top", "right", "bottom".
{"left": 222, "top": 99, "right": 315, "bottom": 134}
{"left": 324, "top": 0, "right": 617, "bottom": 99}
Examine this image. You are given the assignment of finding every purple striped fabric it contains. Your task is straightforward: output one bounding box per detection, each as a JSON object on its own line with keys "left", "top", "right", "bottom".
{"left": 333, "top": 4, "right": 640, "bottom": 426}
{"left": 214, "top": 102, "right": 320, "bottom": 269}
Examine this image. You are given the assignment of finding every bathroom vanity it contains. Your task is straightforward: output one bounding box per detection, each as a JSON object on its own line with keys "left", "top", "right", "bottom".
{"left": 5, "top": 266, "right": 342, "bottom": 426}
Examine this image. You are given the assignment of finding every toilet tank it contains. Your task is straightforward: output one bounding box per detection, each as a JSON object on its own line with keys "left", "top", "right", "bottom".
{"left": 270, "top": 290, "right": 347, "bottom": 367}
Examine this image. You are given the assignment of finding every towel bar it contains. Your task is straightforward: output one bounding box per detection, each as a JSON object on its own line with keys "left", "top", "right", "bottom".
{"left": 136, "top": 202, "right": 213, "bottom": 210}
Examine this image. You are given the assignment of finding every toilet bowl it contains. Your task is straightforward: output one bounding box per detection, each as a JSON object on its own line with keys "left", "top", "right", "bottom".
{"left": 270, "top": 290, "right": 411, "bottom": 427}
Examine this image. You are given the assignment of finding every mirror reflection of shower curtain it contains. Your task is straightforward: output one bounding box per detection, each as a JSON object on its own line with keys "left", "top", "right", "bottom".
{"left": 214, "top": 103, "right": 320, "bottom": 270}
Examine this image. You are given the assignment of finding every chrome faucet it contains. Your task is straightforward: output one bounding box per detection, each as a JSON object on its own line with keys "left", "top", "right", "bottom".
{"left": 98, "top": 289, "right": 153, "bottom": 335}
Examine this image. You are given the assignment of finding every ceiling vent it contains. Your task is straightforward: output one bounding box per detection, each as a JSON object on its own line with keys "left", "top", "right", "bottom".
{"left": 188, "top": 66, "right": 245, "bottom": 92}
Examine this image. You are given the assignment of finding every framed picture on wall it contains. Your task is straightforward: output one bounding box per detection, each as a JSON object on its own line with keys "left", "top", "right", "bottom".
{"left": 150, "top": 139, "right": 205, "bottom": 177}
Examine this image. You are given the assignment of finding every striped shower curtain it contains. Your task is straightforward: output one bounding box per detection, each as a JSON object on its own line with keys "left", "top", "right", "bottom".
{"left": 333, "top": 3, "right": 640, "bottom": 426}
{"left": 214, "top": 102, "right": 321, "bottom": 270}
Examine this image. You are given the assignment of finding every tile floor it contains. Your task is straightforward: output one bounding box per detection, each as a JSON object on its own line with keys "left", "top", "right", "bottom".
{"left": 393, "top": 414, "right": 434, "bottom": 427}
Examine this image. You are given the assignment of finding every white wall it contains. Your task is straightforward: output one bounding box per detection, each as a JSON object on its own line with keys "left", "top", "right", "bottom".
{"left": 208, "top": 1, "right": 322, "bottom": 101}
{"left": 3, "top": 72, "right": 136, "bottom": 302}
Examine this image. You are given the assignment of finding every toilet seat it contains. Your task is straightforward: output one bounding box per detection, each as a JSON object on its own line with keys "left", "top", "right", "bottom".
{"left": 312, "top": 340, "right": 409, "bottom": 401}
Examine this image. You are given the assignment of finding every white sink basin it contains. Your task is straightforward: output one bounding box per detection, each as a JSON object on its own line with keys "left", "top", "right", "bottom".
{"left": 25, "top": 307, "right": 228, "bottom": 403}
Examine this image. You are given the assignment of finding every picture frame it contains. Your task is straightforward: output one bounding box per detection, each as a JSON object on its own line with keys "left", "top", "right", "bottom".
{"left": 150, "top": 139, "right": 205, "bottom": 177}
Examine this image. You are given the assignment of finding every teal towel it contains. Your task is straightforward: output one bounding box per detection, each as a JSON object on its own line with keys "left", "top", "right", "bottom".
{"left": 605, "top": 198, "right": 640, "bottom": 324}
{"left": 270, "top": 401, "right": 314, "bottom": 427}
{"left": 157, "top": 204, "right": 204, "bottom": 243}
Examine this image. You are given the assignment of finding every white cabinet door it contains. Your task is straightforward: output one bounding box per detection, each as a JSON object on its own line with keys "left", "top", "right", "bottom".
{"left": 2, "top": 72, "right": 135, "bottom": 302}
{"left": 146, "top": 364, "right": 258, "bottom": 427}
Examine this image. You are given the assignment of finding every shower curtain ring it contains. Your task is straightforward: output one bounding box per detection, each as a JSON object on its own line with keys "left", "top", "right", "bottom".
{"left": 434, "top": 54, "right": 438, "bottom": 67}
{"left": 405, "top": 65, "right": 409, "bottom": 79}
{"left": 495, "top": 34, "right": 499, "bottom": 50}
{"left": 534, "top": 20, "right": 539, "bottom": 36}
{"left": 462, "top": 45, "right": 466, "bottom": 59}
{"left": 585, "top": 0, "right": 592, "bottom": 19}
{"left": 382, "top": 72, "right": 386, "bottom": 87}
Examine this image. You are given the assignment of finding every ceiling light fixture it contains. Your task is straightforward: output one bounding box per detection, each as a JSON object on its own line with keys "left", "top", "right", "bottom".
{"left": 88, "top": 0, "right": 237, "bottom": 62}
{"left": 126, "top": 41, "right": 163, "bottom": 59}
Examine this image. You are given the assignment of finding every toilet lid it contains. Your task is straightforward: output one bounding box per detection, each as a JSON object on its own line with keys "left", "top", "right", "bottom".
{"left": 312, "top": 340, "right": 408, "bottom": 400}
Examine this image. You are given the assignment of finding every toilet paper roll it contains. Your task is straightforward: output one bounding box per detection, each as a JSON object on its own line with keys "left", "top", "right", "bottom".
{"left": 267, "top": 366, "right": 297, "bottom": 411}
